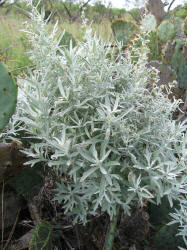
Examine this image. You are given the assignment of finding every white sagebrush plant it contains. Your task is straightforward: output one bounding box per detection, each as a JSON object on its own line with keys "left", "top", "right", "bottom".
{"left": 13, "top": 0, "right": 187, "bottom": 226}
{"left": 169, "top": 197, "right": 187, "bottom": 249}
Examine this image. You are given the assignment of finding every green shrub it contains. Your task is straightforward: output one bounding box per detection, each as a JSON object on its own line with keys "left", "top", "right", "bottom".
{"left": 175, "top": 8, "right": 187, "bottom": 19}
{"left": 11, "top": 1, "right": 187, "bottom": 238}
{"left": 169, "top": 201, "right": 187, "bottom": 248}
{"left": 128, "top": 8, "right": 142, "bottom": 23}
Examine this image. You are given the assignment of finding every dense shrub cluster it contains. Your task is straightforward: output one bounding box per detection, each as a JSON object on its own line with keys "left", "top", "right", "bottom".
{"left": 5, "top": 2, "right": 186, "bottom": 247}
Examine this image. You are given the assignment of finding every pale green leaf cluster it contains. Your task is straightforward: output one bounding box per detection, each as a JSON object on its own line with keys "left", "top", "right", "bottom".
{"left": 169, "top": 192, "right": 187, "bottom": 249}
{"left": 12, "top": 0, "right": 187, "bottom": 225}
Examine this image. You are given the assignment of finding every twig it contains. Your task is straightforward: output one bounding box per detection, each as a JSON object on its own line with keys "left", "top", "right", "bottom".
{"left": 3, "top": 208, "right": 21, "bottom": 250}
{"left": 28, "top": 198, "right": 41, "bottom": 225}
{"left": 168, "top": 0, "right": 176, "bottom": 11}
{"left": 75, "top": 224, "right": 81, "bottom": 250}
{"left": 10, "top": 64, "right": 35, "bottom": 73}
{"left": 184, "top": 90, "right": 187, "bottom": 109}
{"left": 52, "top": 212, "right": 104, "bottom": 231}
{"left": 61, "top": 233, "right": 74, "bottom": 250}
{"left": 103, "top": 205, "right": 120, "bottom": 250}
{"left": 11, "top": 229, "right": 34, "bottom": 250}
{"left": 176, "top": 90, "right": 187, "bottom": 123}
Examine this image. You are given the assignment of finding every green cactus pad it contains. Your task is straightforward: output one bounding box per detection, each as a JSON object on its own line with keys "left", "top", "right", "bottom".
{"left": 147, "top": 31, "right": 162, "bottom": 61}
{"left": 141, "top": 14, "right": 157, "bottom": 32}
{"left": 171, "top": 40, "right": 187, "bottom": 89}
{"left": 111, "top": 19, "right": 138, "bottom": 47}
{"left": 148, "top": 197, "right": 179, "bottom": 227}
{"left": 153, "top": 224, "right": 185, "bottom": 250}
{"left": 163, "top": 41, "right": 176, "bottom": 64}
{"left": 8, "top": 167, "right": 44, "bottom": 198}
{"left": 146, "top": 60, "right": 184, "bottom": 99}
{"left": 174, "top": 17, "right": 183, "bottom": 37}
{"left": 149, "top": 198, "right": 185, "bottom": 250}
{"left": 147, "top": 60, "right": 177, "bottom": 87}
{"left": 29, "top": 221, "right": 53, "bottom": 250}
{"left": 0, "top": 62, "right": 17, "bottom": 132}
{"left": 157, "top": 20, "right": 176, "bottom": 42}
{"left": 184, "top": 19, "right": 187, "bottom": 37}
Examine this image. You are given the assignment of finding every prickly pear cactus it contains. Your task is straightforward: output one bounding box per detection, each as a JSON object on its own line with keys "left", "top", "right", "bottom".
{"left": 147, "top": 60, "right": 177, "bottom": 87}
{"left": 29, "top": 221, "right": 53, "bottom": 250}
{"left": 148, "top": 197, "right": 185, "bottom": 250}
{"left": 153, "top": 224, "right": 186, "bottom": 250}
{"left": 162, "top": 41, "right": 176, "bottom": 64}
{"left": 111, "top": 19, "right": 139, "bottom": 47}
{"left": 141, "top": 14, "right": 157, "bottom": 32}
{"left": 8, "top": 167, "right": 44, "bottom": 198}
{"left": 146, "top": 60, "right": 184, "bottom": 99}
{"left": 174, "top": 17, "right": 183, "bottom": 37}
{"left": 148, "top": 197, "right": 179, "bottom": 227}
{"left": 147, "top": 31, "right": 162, "bottom": 61}
{"left": 184, "top": 18, "right": 187, "bottom": 37}
{"left": 171, "top": 40, "right": 187, "bottom": 89}
{"left": 157, "top": 20, "right": 176, "bottom": 42}
{"left": 0, "top": 62, "right": 17, "bottom": 132}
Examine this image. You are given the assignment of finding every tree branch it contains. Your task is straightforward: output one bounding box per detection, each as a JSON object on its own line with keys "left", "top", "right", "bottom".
{"left": 62, "top": 0, "right": 92, "bottom": 22}
{"left": 168, "top": 0, "right": 176, "bottom": 11}
{"left": 0, "top": 0, "right": 6, "bottom": 7}
{"left": 73, "top": 0, "right": 92, "bottom": 21}
{"left": 62, "top": 2, "right": 73, "bottom": 21}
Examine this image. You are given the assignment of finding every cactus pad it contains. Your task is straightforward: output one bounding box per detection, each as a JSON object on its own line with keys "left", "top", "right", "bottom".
{"left": 184, "top": 19, "right": 187, "bottom": 37}
{"left": 29, "top": 221, "right": 53, "bottom": 250}
{"left": 148, "top": 197, "right": 184, "bottom": 250}
{"left": 171, "top": 40, "right": 187, "bottom": 89}
{"left": 141, "top": 14, "right": 157, "bottom": 32}
{"left": 8, "top": 167, "right": 44, "bottom": 198}
{"left": 147, "top": 31, "right": 162, "bottom": 61}
{"left": 146, "top": 60, "right": 184, "bottom": 99}
{"left": 153, "top": 224, "right": 185, "bottom": 250}
{"left": 0, "top": 62, "right": 17, "bottom": 132}
{"left": 157, "top": 20, "right": 176, "bottom": 42}
{"left": 147, "top": 60, "right": 177, "bottom": 87}
{"left": 111, "top": 19, "right": 138, "bottom": 47}
{"left": 174, "top": 17, "right": 183, "bottom": 37}
{"left": 162, "top": 41, "right": 176, "bottom": 64}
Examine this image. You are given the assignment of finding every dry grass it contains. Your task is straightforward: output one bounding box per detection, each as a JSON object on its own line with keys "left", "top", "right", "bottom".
{"left": 0, "top": 13, "right": 113, "bottom": 76}
{"left": 0, "top": 16, "right": 31, "bottom": 76}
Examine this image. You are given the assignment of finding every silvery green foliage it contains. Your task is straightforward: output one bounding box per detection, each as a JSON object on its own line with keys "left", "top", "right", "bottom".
{"left": 15, "top": 0, "right": 187, "bottom": 224}
{"left": 0, "top": 116, "right": 23, "bottom": 141}
{"left": 169, "top": 200, "right": 187, "bottom": 249}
